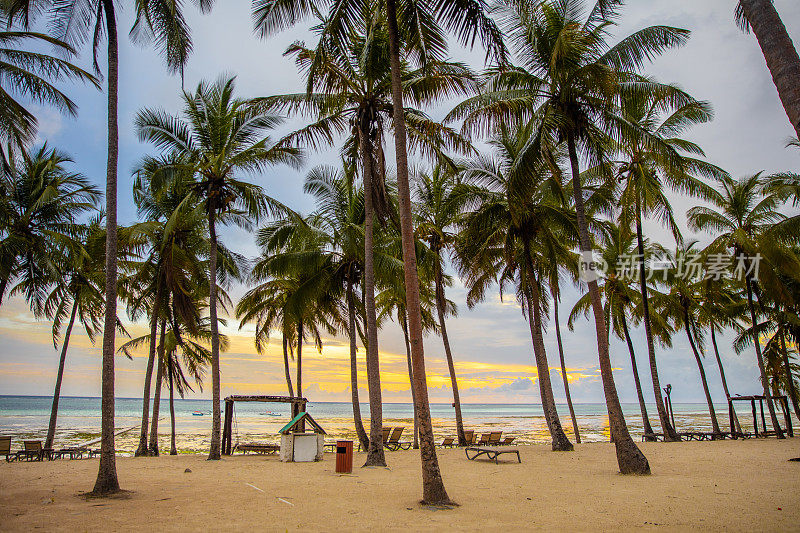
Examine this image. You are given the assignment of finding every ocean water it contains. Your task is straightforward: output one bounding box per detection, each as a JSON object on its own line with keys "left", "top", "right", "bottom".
{"left": 0, "top": 395, "right": 792, "bottom": 454}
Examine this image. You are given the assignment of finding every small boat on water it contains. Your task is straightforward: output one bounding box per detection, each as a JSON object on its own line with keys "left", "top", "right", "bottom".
{"left": 192, "top": 411, "right": 204, "bottom": 416}
{"left": 262, "top": 411, "right": 281, "bottom": 417}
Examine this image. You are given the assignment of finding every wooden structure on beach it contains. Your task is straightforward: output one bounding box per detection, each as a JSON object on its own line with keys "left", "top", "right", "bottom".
{"left": 728, "top": 395, "right": 793, "bottom": 438}
{"left": 221, "top": 395, "right": 308, "bottom": 455}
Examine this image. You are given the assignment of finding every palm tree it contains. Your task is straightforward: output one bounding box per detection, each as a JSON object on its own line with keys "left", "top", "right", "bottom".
{"left": 694, "top": 271, "right": 744, "bottom": 432}
{"left": 376, "top": 264, "right": 441, "bottom": 450}
{"left": 136, "top": 76, "right": 301, "bottom": 459}
{"left": 569, "top": 223, "right": 671, "bottom": 438}
{"left": 42, "top": 216, "right": 105, "bottom": 449}
{"left": 164, "top": 317, "right": 217, "bottom": 455}
{"left": 652, "top": 243, "right": 722, "bottom": 435}
{"left": 253, "top": 0, "right": 500, "bottom": 504}
{"left": 380, "top": 0, "right": 502, "bottom": 502}
{"left": 413, "top": 163, "right": 469, "bottom": 445}
{"left": 236, "top": 273, "right": 297, "bottom": 397}
{"left": 454, "top": 124, "right": 574, "bottom": 451}
{"left": 128, "top": 155, "right": 212, "bottom": 456}
{"left": 259, "top": 11, "right": 474, "bottom": 467}
{"left": 239, "top": 208, "right": 343, "bottom": 396}
{"left": 735, "top": 0, "right": 800, "bottom": 139}
{"left": 0, "top": 144, "right": 100, "bottom": 310}
{"left": 7, "top": 0, "right": 216, "bottom": 494}
{"left": 0, "top": 21, "right": 98, "bottom": 151}
{"left": 734, "top": 296, "right": 800, "bottom": 423}
{"left": 302, "top": 164, "right": 400, "bottom": 451}
{"left": 448, "top": 0, "right": 689, "bottom": 473}
{"left": 687, "top": 174, "right": 787, "bottom": 438}
{"left": 615, "top": 88, "right": 725, "bottom": 441}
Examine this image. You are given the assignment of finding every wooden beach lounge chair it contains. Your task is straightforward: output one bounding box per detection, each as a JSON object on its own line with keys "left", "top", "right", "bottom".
{"left": 463, "top": 430, "right": 475, "bottom": 445}
{"left": 0, "top": 436, "right": 14, "bottom": 461}
{"left": 385, "top": 427, "right": 412, "bottom": 451}
{"left": 358, "top": 427, "right": 391, "bottom": 451}
{"left": 465, "top": 446, "right": 521, "bottom": 464}
{"left": 17, "top": 440, "right": 49, "bottom": 461}
{"left": 440, "top": 437, "right": 455, "bottom": 448}
{"left": 477, "top": 433, "right": 491, "bottom": 445}
{"left": 53, "top": 446, "right": 91, "bottom": 459}
{"left": 499, "top": 436, "right": 515, "bottom": 445}
{"left": 488, "top": 431, "right": 502, "bottom": 445}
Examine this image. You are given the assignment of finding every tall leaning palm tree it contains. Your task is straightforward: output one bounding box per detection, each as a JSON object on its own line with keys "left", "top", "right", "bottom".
{"left": 414, "top": 163, "right": 469, "bottom": 445}
{"left": 735, "top": 0, "right": 800, "bottom": 139}
{"left": 253, "top": 0, "right": 503, "bottom": 504}
{"left": 569, "top": 223, "right": 669, "bottom": 438}
{"left": 136, "top": 76, "right": 302, "bottom": 459}
{"left": 7, "top": 0, "right": 215, "bottom": 494}
{"left": 448, "top": 0, "right": 689, "bottom": 473}
{"left": 653, "top": 243, "right": 722, "bottom": 435}
{"left": 687, "top": 174, "right": 786, "bottom": 438}
{"left": 259, "top": 9, "right": 475, "bottom": 468}
{"left": 615, "top": 88, "right": 725, "bottom": 441}
{"left": 454, "top": 124, "right": 575, "bottom": 452}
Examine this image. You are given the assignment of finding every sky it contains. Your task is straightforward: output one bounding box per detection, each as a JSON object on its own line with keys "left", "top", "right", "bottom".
{"left": 1, "top": 1, "right": 799, "bottom": 405}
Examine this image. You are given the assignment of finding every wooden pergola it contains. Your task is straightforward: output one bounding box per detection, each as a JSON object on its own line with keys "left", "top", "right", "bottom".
{"left": 221, "top": 395, "right": 308, "bottom": 455}
{"left": 729, "top": 395, "right": 793, "bottom": 438}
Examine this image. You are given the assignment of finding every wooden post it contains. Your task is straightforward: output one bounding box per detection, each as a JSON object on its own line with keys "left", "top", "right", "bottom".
{"left": 759, "top": 398, "right": 768, "bottom": 434}
{"left": 751, "top": 399, "right": 758, "bottom": 437}
{"left": 222, "top": 400, "right": 234, "bottom": 455}
{"left": 729, "top": 399, "right": 737, "bottom": 439}
{"left": 782, "top": 397, "right": 793, "bottom": 437}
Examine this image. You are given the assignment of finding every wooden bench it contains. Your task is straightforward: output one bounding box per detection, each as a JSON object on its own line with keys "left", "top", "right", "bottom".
{"left": 236, "top": 443, "right": 279, "bottom": 454}
{"left": 465, "top": 446, "right": 521, "bottom": 464}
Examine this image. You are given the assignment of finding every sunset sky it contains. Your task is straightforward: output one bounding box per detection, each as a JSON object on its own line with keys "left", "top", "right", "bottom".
{"left": 1, "top": 1, "right": 798, "bottom": 404}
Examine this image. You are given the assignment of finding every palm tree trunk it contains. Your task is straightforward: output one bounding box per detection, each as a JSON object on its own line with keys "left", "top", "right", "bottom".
{"left": 347, "top": 277, "right": 369, "bottom": 451}
{"left": 45, "top": 299, "right": 78, "bottom": 449}
{"left": 620, "top": 312, "right": 654, "bottom": 436}
{"left": 739, "top": 0, "right": 800, "bottom": 138}
{"left": 521, "top": 250, "right": 572, "bottom": 451}
{"left": 169, "top": 361, "right": 177, "bottom": 455}
{"left": 136, "top": 283, "right": 163, "bottom": 456}
{"left": 567, "top": 134, "right": 649, "bottom": 474}
{"left": 635, "top": 197, "right": 679, "bottom": 441}
{"left": 711, "top": 325, "right": 742, "bottom": 432}
{"left": 779, "top": 330, "right": 800, "bottom": 421}
{"left": 0, "top": 277, "right": 7, "bottom": 308}
{"left": 296, "top": 320, "right": 303, "bottom": 398}
{"left": 149, "top": 318, "right": 166, "bottom": 456}
{"left": 92, "top": 0, "right": 120, "bottom": 495}
{"left": 744, "top": 276, "right": 784, "bottom": 438}
{"left": 281, "top": 335, "right": 294, "bottom": 397}
{"left": 553, "top": 297, "right": 581, "bottom": 443}
{"left": 683, "top": 312, "right": 721, "bottom": 433}
{"left": 207, "top": 211, "right": 222, "bottom": 459}
{"left": 401, "top": 313, "right": 419, "bottom": 450}
{"left": 433, "top": 255, "right": 466, "bottom": 446}
{"left": 359, "top": 127, "right": 386, "bottom": 468}
{"left": 385, "top": 0, "right": 450, "bottom": 503}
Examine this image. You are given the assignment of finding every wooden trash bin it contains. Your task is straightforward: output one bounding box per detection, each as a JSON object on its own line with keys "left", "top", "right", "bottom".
{"left": 335, "top": 440, "right": 353, "bottom": 473}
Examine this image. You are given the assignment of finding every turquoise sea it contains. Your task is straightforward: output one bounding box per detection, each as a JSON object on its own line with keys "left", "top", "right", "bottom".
{"left": 0, "top": 395, "right": 790, "bottom": 454}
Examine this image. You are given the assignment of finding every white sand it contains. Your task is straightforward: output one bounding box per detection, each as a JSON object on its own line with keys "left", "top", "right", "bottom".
{"left": 1, "top": 439, "right": 799, "bottom": 531}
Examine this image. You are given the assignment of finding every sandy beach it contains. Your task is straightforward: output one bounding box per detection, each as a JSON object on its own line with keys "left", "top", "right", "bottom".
{"left": 1, "top": 439, "right": 798, "bottom": 531}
